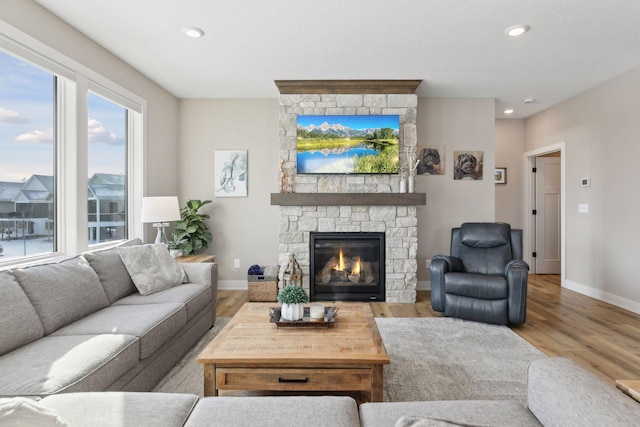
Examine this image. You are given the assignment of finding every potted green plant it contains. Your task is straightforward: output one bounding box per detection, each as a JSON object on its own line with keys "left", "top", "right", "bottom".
{"left": 277, "top": 284, "right": 309, "bottom": 321}
{"left": 174, "top": 199, "right": 213, "bottom": 255}
{"left": 166, "top": 233, "right": 187, "bottom": 258}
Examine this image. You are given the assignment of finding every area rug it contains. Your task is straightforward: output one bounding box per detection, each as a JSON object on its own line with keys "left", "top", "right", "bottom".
{"left": 153, "top": 317, "right": 546, "bottom": 404}
{"left": 376, "top": 318, "right": 545, "bottom": 404}
{"left": 152, "top": 317, "right": 230, "bottom": 395}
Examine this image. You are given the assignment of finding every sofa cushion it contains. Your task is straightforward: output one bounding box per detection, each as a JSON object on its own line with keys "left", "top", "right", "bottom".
{"left": 118, "top": 244, "right": 186, "bottom": 295}
{"left": 0, "top": 397, "right": 68, "bottom": 426}
{"left": 113, "top": 283, "right": 212, "bottom": 321}
{"left": 359, "top": 401, "right": 541, "bottom": 427}
{"left": 84, "top": 239, "right": 143, "bottom": 304}
{"left": 185, "top": 396, "right": 360, "bottom": 427}
{"left": 40, "top": 392, "right": 198, "bottom": 427}
{"left": 444, "top": 273, "right": 508, "bottom": 299}
{"left": 0, "top": 334, "right": 139, "bottom": 396}
{"left": 51, "top": 303, "right": 187, "bottom": 359}
{"left": 13, "top": 257, "right": 110, "bottom": 335}
{"left": 0, "top": 271, "right": 44, "bottom": 356}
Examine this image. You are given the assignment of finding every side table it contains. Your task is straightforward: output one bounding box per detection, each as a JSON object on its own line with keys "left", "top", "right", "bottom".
{"left": 178, "top": 255, "right": 216, "bottom": 263}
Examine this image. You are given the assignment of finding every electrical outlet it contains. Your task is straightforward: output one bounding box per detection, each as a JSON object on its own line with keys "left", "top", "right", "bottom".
{"left": 234, "top": 259, "right": 240, "bottom": 268}
{"left": 425, "top": 259, "right": 431, "bottom": 268}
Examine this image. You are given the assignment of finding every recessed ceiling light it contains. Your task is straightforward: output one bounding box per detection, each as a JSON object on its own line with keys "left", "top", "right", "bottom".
{"left": 504, "top": 109, "right": 514, "bottom": 115}
{"left": 182, "top": 27, "right": 204, "bottom": 38}
{"left": 505, "top": 25, "right": 530, "bottom": 37}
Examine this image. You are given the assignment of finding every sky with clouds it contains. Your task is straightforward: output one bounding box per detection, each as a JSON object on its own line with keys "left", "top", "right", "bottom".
{"left": 0, "top": 51, "right": 125, "bottom": 183}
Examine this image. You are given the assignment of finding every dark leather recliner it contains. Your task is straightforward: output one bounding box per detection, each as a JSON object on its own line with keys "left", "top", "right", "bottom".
{"left": 429, "top": 223, "right": 529, "bottom": 325}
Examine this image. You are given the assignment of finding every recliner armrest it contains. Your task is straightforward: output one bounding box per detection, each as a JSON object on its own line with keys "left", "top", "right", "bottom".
{"left": 429, "top": 255, "right": 462, "bottom": 312}
{"left": 505, "top": 260, "right": 528, "bottom": 324}
{"left": 432, "top": 255, "right": 463, "bottom": 272}
{"left": 504, "top": 260, "right": 528, "bottom": 277}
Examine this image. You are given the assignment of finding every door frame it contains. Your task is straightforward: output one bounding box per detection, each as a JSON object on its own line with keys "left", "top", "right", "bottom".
{"left": 523, "top": 141, "right": 566, "bottom": 284}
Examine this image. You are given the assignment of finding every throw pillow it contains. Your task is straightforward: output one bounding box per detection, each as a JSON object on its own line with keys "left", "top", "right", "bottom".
{"left": 0, "top": 397, "right": 68, "bottom": 426}
{"left": 84, "top": 247, "right": 137, "bottom": 304}
{"left": 118, "top": 244, "right": 186, "bottom": 295}
{"left": 14, "top": 256, "right": 110, "bottom": 335}
{"left": 0, "top": 271, "right": 44, "bottom": 356}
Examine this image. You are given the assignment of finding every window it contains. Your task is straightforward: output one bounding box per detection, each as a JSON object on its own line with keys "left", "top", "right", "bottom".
{"left": 0, "top": 51, "right": 56, "bottom": 260}
{"left": 87, "top": 92, "right": 127, "bottom": 244}
{"left": 0, "top": 30, "right": 145, "bottom": 266}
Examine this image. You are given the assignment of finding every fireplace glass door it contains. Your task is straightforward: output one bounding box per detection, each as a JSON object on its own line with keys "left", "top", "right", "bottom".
{"left": 310, "top": 232, "right": 385, "bottom": 301}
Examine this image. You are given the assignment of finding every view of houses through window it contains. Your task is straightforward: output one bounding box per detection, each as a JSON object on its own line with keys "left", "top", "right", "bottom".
{"left": 0, "top": 51, "right": 128, "bottom": 262}
{"left": 87, "top": 92, "right": 127, "bottom": 244}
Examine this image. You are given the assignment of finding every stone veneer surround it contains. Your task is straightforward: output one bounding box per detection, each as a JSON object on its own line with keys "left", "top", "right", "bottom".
{"left": 278, "top": 93, "right": 419, "bottom": 303}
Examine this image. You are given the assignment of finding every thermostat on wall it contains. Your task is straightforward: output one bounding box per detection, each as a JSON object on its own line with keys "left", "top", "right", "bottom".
{"left": 581, "top": 177, "right": 591, "bottom": 187}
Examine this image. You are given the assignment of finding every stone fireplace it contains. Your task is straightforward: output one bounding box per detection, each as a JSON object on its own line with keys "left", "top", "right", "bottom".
{"left": 272, "top": 80, "right": 424, "bottom": 303}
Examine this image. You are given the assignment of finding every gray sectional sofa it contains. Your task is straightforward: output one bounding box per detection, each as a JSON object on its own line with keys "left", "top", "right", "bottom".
{"left": 0, "top": 239, "right": 218, "bottom": 397}
{"left": 3, "top": 358, "right": 638, "bottom": 426}
{"left": 1, "top": 243, "right": 638, "bottom": 425}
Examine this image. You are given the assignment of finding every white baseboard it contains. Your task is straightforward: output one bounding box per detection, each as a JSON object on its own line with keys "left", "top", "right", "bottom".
{"left": 564, "top": 279, "right": 640, "bottom": 316}
{"left": 218, "top": 280, "right": 248, "bottom": 290}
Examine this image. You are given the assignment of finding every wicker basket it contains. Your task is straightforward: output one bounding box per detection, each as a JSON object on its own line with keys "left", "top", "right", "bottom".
{"left": 248, "top": 275, "right": 278, "bottom": 302}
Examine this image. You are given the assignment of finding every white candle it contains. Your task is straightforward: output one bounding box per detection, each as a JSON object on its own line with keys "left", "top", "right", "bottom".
{"left": 310, "top": 303, "right": 325, "bottom": 319}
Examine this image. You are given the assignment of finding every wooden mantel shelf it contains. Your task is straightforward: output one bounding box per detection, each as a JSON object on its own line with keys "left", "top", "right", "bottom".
{"left": 271, "top": 193, "right": 426, "bottom": 207}
{"left": 274, "top": 80, "right": 422, "bottom": 94}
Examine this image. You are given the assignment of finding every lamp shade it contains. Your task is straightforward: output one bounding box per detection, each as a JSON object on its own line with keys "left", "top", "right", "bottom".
{"left": 141, "top": 196, "right": 181, "bottom": 223}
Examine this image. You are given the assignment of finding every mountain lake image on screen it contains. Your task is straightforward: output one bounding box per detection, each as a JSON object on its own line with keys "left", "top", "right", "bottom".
{"left": 296, "top": 115, "right": 400, "bottom": 174}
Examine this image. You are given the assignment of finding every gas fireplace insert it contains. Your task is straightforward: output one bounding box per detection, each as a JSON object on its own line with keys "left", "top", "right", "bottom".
{"left": 309, "top": 231, "right": 385, "bottom": 301}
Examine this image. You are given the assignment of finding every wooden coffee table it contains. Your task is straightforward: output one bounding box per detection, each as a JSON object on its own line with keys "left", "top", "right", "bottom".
{"left": 197, "top": 302, "right": 389, "bottom": 402}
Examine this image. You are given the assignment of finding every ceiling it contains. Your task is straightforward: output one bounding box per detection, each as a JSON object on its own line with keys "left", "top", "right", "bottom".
{"left": 34, "top": 0, "right": 640, "bottom": 119}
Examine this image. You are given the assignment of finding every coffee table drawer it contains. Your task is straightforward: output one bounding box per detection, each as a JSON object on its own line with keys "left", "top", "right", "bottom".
{"left": 216, "top": 368, "right": 372, "bottom": 391}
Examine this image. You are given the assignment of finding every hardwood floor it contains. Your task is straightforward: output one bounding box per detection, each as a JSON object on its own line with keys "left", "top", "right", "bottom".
{"left": 215, "top": 274, "right": 640, "bottom": 386}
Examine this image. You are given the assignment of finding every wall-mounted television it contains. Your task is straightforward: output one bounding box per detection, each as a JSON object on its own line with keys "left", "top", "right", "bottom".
{"left": 296, "top": 115, "right": 400, "bottom": 174}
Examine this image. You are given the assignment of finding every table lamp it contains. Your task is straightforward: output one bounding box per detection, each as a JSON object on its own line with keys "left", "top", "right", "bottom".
{"left": 140, "top": 196, "right": 181, "bottom": 244}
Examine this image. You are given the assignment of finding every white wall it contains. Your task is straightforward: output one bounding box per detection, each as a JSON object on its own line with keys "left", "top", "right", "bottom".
{"left": 414, "top": 98, "right": 496, "bottom": 284}
{"left": 525, "top": 66, "right": 640, "bottom": 314}
{"left": 178, "top": 99, "right": 281, "bottom": 287}
{"left": 495, "top": 119, "right": 526, "bottom": 229}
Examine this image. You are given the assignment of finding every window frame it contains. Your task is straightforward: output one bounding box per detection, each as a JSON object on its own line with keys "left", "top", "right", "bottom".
{"left": 0, "top": 25, "right": 146, "bottom": 267}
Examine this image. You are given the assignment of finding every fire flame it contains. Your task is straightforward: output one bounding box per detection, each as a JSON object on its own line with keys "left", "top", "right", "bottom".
{"left": 352, "top": 257, "right": 361, "bottom": 275}
{"left": 334, "top": 250, "right": 361, "bottom": 276}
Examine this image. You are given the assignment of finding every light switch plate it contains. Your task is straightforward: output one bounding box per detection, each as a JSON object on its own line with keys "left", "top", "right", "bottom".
{"left": 578, "top": 203, "right": 589, "bottom": 213}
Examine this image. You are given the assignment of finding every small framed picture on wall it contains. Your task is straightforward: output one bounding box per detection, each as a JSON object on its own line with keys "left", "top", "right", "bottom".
{"left": 495, "top": 167, "right": 507, "bottom": 184}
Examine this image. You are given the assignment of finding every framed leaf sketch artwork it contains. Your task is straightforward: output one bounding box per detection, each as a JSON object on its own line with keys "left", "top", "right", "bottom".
{"left": 453, "top": 150, "right": 483, "bottom": 180}
{"left": 215, "top": 150, "right": 247, "bottom": 197}
{"left": 416, "top": 145, "right": 445, "bottom": 175}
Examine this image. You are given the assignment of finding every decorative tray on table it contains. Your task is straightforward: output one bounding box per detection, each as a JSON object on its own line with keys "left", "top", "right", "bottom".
{"left": 269, "top": 306, "right": 339, "bottom": 328}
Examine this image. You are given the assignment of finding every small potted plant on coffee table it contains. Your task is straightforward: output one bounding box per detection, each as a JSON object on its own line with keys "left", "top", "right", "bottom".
{"left": 277, "top": 284, "right": 309, "bottom": 321}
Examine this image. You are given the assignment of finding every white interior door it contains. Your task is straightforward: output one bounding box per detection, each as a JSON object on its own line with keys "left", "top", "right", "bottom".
{"left": 534, "top": 156, "right": 561, "bottom": 274}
